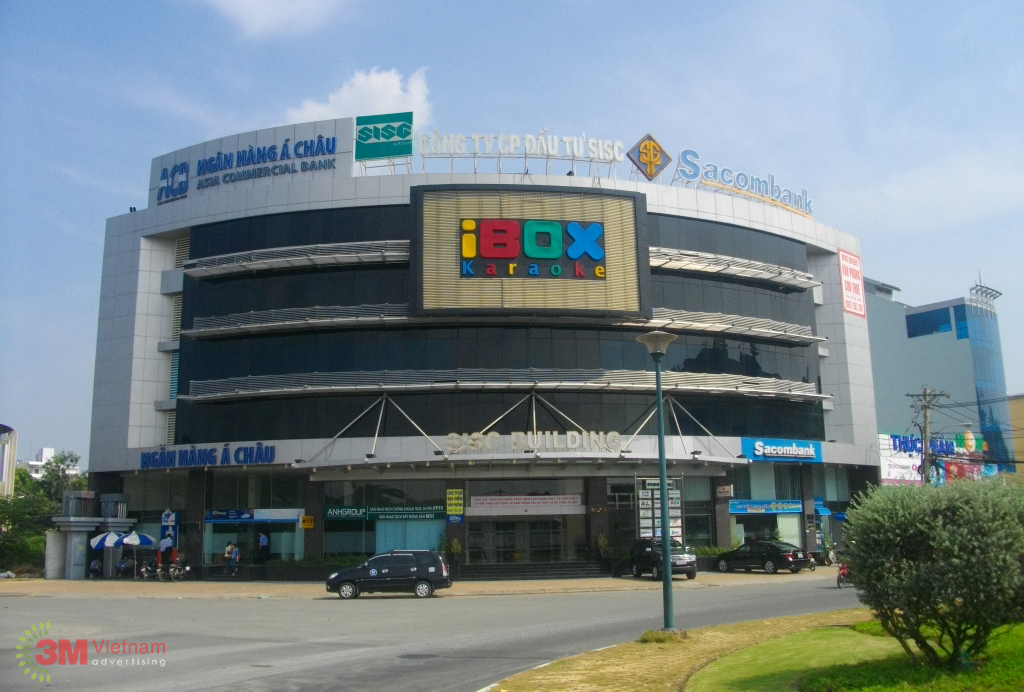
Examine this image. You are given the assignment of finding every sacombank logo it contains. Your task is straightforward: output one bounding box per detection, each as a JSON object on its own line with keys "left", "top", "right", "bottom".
{"left": 459, "top": 218, "right": 606, "bottom": 280}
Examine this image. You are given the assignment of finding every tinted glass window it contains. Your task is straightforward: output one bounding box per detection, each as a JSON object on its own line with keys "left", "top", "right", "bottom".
{"left": 367, "top": 555, "right": 391, "bottom": 570}
{"left": 391, "top": 554, "right": 415, "bottom": 569}
{"left": 906, "top": 308, "right": 951, "bottom": 338}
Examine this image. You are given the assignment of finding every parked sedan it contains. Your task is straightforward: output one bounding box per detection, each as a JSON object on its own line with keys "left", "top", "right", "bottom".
{"left": 715, "top": 541, "right": 812, "bottom": 574}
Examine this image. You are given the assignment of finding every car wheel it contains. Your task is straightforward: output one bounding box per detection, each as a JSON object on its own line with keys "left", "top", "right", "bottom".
{"left": 763, "top": 559, "right": 778, "bottom": 574}
{"left": 685, "top": 570, "right": 697, "bottom": 580}
{"left": 337, "top": 582, "right": 358, "bottom": 599}
{"left": 717, "top": 558, "right": 730, "bottom": 573}
{"left": 631, "top": 563, "right": 642, "bottom": 578}
{"left": 414, "top": 580, "right": 434, "bottom": 598}
{"left": 651, "top": 565, "right": 661, "bottom": 581}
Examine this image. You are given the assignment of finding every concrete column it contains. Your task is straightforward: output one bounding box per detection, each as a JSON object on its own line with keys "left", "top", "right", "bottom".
{"left": 185, "top": 469, "right": 206, "bottom": 567}
{"left": 712, "top": 478, "right": 733, "bottom": 548}
{"left": 586, "top": 476, "right": 609, "bottom": 558}
{"left": 302, "top": 477, "right": 324, "bottom": 559}
{"left": 800, "top": 465, "right": 816, "bottom": 552}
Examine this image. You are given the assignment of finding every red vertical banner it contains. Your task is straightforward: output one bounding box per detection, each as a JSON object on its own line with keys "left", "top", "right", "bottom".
{"left": 838, "top": 250, "right": 866, "bottom": 317}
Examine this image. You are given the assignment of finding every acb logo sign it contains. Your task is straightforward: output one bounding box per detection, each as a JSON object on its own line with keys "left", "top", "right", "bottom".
{"left": 459, "top": 218, "right": 606, "bottom": 281}
{"left": 157, "top": 161, "right": 189, "bottom": 204}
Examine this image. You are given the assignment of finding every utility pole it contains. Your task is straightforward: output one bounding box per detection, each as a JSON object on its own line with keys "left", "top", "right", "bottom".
{"left": 907, "top": 387, "right": 949, "bottom": 485}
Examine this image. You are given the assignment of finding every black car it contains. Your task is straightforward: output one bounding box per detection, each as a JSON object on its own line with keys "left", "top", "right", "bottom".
{"left": 629, "top": 537, "right": 697, "bottom": 580}
{"left": 326, "top": 550, "right": 451, "bottom": 599}
{"left": 715, "top": 541, "right": 812, "bottom": 574}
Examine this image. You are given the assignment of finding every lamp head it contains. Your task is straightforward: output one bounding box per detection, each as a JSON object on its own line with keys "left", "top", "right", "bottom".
{"left": 636, "top": 330, "right": 677, "bottom": 357}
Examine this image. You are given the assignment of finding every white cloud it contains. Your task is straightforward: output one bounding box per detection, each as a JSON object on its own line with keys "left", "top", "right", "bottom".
{"left": 192, "top": 0, "right": 347, "bottom": 37}
{"left": 284, "top": 68, "right": 432, "bottom": 127}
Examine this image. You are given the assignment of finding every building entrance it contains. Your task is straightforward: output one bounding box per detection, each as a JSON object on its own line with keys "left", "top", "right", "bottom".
{"left": 466, "top": 516, "right": 585, "bottom": 564}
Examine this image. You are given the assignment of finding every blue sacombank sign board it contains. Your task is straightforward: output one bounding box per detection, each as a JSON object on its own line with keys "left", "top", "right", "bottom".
{"left": 742, "top": 437, "right": 822, "bottom": 463}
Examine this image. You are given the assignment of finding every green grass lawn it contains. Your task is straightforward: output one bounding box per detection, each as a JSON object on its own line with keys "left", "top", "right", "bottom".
{"left": 688, "top": 623, "right": 1024, "bottom": 692}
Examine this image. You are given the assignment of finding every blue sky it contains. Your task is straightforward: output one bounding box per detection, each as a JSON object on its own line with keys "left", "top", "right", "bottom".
{"left": 1, "top": 0, "right": 1021, "bottom": 466}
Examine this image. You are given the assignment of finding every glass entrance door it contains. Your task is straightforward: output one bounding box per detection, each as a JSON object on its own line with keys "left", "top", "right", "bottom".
{"left": 466, "top": 516, "right": 584, "bottom": 564}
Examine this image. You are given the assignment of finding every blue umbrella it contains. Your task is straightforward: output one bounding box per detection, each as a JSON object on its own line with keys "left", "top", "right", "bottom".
{"left": 89, "top": 532, "right": 125, "bottom": 549}
{"left": 117, "top": 532, "right": 158, "bottom": 578}
{"left": 117, "top": 531, "right": 156, "bottom": 547}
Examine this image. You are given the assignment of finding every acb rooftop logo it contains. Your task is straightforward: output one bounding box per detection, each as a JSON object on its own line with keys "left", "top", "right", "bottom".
{"left": 459, "top": 218, "right": 606, "bottom": 280}
{"left": 355, "top": 111, "right": 413, "bottom": 161}
{"left": 157, "top": 161, "right": 189, "bottom": 204}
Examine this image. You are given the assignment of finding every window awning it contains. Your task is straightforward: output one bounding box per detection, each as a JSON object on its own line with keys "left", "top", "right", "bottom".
{"left": 815, "top": 506, "right": 832, "bottom": 515}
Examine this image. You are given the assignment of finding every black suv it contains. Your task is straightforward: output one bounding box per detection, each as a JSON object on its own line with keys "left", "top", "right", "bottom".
{"left": 629, "top": 537, "right": 697, "bottom": 580}
{"left": 326, "top": 550, "right": 451, "bottom": 599}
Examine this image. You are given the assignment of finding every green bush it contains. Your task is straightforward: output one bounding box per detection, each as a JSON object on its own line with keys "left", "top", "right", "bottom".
{"left": 843, "top": 481, "right": 1024, "bottom": 670}
{"left": 694, "top": 545, "right": 728, "bottom": 557}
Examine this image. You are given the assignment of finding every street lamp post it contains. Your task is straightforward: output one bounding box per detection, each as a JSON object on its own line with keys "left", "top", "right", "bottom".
{"left": 636, "top": 330, "right": 678, "bottom": 631}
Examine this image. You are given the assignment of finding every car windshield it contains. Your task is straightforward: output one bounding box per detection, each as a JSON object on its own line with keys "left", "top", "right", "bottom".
{"left": 668, "top": 540, "right": 692, "bottom": 552}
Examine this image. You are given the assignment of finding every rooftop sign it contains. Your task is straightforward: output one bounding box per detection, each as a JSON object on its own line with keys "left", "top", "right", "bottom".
{"left": 675, "top": 148, "right": 813, "bottom": 217}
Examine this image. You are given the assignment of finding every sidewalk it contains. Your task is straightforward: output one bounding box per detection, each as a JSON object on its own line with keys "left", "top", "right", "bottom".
{"left": 0, "top": 569, "right": 833, "bottom": 600}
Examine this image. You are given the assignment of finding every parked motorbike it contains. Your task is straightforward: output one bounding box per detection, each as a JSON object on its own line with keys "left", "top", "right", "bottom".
{"left": 139, "top": 561, "right": 159, "bottom": 580}
{"left": 167, "top": 559, "right": 191, "bottom": 581}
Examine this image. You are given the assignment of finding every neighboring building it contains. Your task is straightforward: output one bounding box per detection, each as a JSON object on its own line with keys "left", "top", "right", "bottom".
{"left": 1008, "top": 394, "right": 1023, "bottom": 484}
{"left": 0, "top": 424, "right": 16, "bottom": 497}
{"left": 88, "top": 116, "right": 877, "bottom": 572}
{"left": 866, "top": 279, "right": 1014, "bottom": 484}
{"left": 16, "top": 447, "right": 81, "bottom": 481}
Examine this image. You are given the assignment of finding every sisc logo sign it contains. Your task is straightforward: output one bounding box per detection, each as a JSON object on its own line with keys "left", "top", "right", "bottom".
{"left": 355, "top": 111, "right": 414, "bottom": 161}
{"left": 459, "top": 218, "right": 606, "bottom": 280}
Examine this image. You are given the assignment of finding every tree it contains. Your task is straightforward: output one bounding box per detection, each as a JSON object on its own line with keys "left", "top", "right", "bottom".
{"left": 844, "top": 481, "right": 1024, "bottom": 669}
{"left": 36, "top": 450, "right": 87, "bottom": 505}
{"left": 0, "top": 470, "right": 58, "bottom": 568}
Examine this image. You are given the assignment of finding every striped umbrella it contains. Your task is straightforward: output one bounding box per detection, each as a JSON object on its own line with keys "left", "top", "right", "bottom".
{"left": 89, "top": 532, "right": 125, "bottom": 549}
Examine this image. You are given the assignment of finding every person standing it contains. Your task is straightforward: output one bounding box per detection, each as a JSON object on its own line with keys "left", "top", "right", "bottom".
{"left": 159, "top": 532, "right": 174, "bottom": 569}
{"left": 227, "top": 542, "right": 240, "bottom": 575}
{"left": 258, "top": 532, "right": 269, "bottom": 563}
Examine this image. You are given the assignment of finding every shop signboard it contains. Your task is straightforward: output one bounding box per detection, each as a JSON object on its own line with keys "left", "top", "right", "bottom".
{"left": 446, "top": 488, "right": 464, "bottom": 514}
{"left": 635, "top": 477, "right": 683, "bottom": 539}
{"left": 205, "top": 509, "right": 253, "bottom": 522}
{"left": 728, "top": 500, "right": 802, "bottom": 514}
{"left": 253, "top": 508, "right": 302, "bottom": 522}
{"left": 368, "top": 505, "right": 445, "bottom": 520}
{"left": 741, "top": 437, "right": 822, "bottom": 463}
{"left": 324, "top": 505, "right": 446, "bottom": 521}
{"left": 324, "top": 506, "right": 367, "bottom": 521}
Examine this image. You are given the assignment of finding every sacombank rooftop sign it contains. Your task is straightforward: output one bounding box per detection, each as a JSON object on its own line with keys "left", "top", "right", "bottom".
{"left": 676, "top": 149, "right": 813, "bottom": 216}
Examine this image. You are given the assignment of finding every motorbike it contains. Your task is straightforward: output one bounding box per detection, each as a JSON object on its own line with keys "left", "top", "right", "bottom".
{"left": 836, "top": 559, "right": 852, "bottom": 588}
{"left": 167, "top": 559, "right": 191, "bottom": 581}
{"left": 139, "top": 561, "right": 159, "bottom": 580}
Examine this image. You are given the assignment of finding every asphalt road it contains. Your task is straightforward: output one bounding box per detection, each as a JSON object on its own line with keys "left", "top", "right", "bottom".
{"left": 0, "top": 574, "right": 861, "bottom": 692}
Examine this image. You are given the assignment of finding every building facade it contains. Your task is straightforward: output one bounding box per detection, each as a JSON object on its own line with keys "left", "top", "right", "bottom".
{"left": 89, "top": 117, "right": 877, "bottom": 570}
{"left": 866, "top": 279, "right": 1015, "bottom": 485}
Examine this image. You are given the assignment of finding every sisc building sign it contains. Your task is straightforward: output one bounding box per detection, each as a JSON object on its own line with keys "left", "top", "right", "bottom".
{"left": 355, "top": 111, "right": 413, "bottom": 161}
